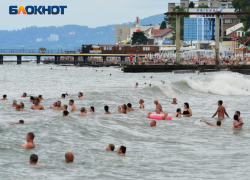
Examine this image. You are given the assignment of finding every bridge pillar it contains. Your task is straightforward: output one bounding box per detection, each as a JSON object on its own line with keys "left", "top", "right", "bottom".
{"left": 55, "top": 56, "right": 61, "bottom": 64}
{"left": 121, "top": 56, "right": 125, "bottom": 62}
{"left": 103, "top": 56, "right": 107, "bottom": 62}
{"left": 83, "top": 56, "right": 88, "bottom": 63}
{"left": 17, "top": 55, "right": 22, "bottom": 64}
{"left": 36, "top": 56, "right": 41, "bottom": 64}
{"left": 74, "top": 56, "right": 78, "bottom": 65}
{"left": 0, "top": 55, "right": 3, "bottom": 64}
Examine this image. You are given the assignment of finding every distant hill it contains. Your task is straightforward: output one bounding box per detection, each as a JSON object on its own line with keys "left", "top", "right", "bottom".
{"left": 0, "top": 14, "right": 164, "bottom": 50}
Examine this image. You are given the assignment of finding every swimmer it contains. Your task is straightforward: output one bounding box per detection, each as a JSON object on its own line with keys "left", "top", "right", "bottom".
{"left": 29, "top": 154, "right": 43, "bottom": 166}
{"left": 30, "top": 96, "right": 34, "bottom": 103}
{"left": 127, "top": 103, "right": 134, "bottom": 111}
{"left": 104, "top": 105, "right": 111, "bottom": 114}
{"left": 69, "top": 100, "right": 76, "bottom": 111}
{"left": 39, "top": 95, "right": 43, "bottom": 100}
{"left": 10, "top": 120, "right": 24, "bottom": 125}
{"left": 89, "top": 106, "right": 95, "bottom": 113}
{"left": 31, "top": 97, "right": 45, "bottom": 110}
{"left": 233, "top": 114, "right": 244, "bottom": 129}
{"left": 79, "top": 107, "right": 87, "bottom": 116}
{"left": 12, "top": 100, "right": 17, "bottom": 107}
{"left": 78, "top": 92, "right": 84, "bottom": 99}
{"left": 106, "top": 144, "right": 115, "bottom": 151}
{"left": 22, "top": 132, "right": 35, "bottom": 149}
{"left": 61, "top": 94, "right": 66, "bottom": 98}
{"left": 21, "top": 92, "right": 27, "bottom": 98}
{"left": 149, "top": 84, "right": 152, "bottom": 87}
{"left": 63, "top": 110, "right": 69, "bottom": 116}
{"left": 173, "top": 108, "right": 182, "bottom": 118}
{"left": 154, "top": 99, "right": 163, "bottom": 112}
{"left": 16, "top": 105, "right": 24, "bottom": 111}
{"left": 147, "top": 109, "right": 168, "bottom": 120}
{"left": 53, "top": 101, "right": 65, "bottom": 110}
{"left": 64, "top": 104, "right": 68, "bottom": 110}
{"left": 150, "top": 120, "right": 156, "bottom": 127}
{"left": 182, "top": 102, "right": 192, "bottom": 117}
{"left": 212, "top": 100, "right": 229, "bottom": 119}
{"left": 201, "top": 120, "right": 221, "bottom": 127}
{"left": 65, "top": 152, "right": 74, "bottom": 163}
{"left": 171, "top": 98, "right": 178, "bottom": 104}
{"left": 139, "top": 99, "right": 145, "bottom": 109}
{"left": 19, "top": 102, "right": 25, "bottom": 109}
{"left": 143, "top": 76, "right": 145, "bottom": 78}
{"left": 1, "top": 94, "right": 8, "bottom": 101}
{"left": 117, "top": 146, "right": 126, "bottom": 155}
{"left": 150, "top": 76, "right": 153, "bottom": 78}
{"left": 50, "top": 102, "right": 57, "bottom": 109}
{"left": 118, "top": 104, "right": 127, "bottom": 114}
{"left": 135, "top": 83, "right": 139, "bottom": 88}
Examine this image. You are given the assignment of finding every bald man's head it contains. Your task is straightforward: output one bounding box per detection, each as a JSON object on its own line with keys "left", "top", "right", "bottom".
{"left": 65, "top": 152, "right": 74, "bottom": 163}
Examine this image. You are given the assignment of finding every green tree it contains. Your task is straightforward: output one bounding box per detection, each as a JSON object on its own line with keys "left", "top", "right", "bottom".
{"left": 189, "top": 2, "right": 195, "bottom": 8}
{"left": 131, "top": 32, "right": 148, "bottom": 45}
{"left": 165, "top": 6, "right": 188, "bottom": 41}
{"left": 232, "top": 0, "right": 250, "bottom": 45}
{"left": 197, "top": 5, "right": 209, "bottom": 8}
{"left": 160, "top": 21, "right": 167, "bottom": 29}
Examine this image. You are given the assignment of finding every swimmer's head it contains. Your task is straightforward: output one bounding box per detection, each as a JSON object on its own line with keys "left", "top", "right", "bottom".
{"left": 65, "top": 152, "right": 74, "bottom": 163}
{"left": 61, "top": 94, "right": 66, "bottom": 98}
{"left": 139, "top": 99, "right": 144, "bottom": 104}
{"left": 33, "top": 97, "right": 39, "bottom": 104}
{"left": 156, "top": 109, "right": 161, "bottom": 114}
{"left": 150, "top": 120, "right": 156, "bottom": 127}
{"left": 216, "top": 121, "right": 221, "bottom": 126}
{"left": 23, "top": 92, "right": 27, "bottom": 97}
{"left": 89, "top": 106, "right": 94, "bottom": 113}
{"left": 184, "top": 102, "right": 189, "bottom": 109}
{"left": 20, "top": 102, "right": 24, "bottom": 109}
{"left": 218, "top": 100, "right": 223, "bottom": 105}
{"left": 30, "top": 96, "right": 34, "bottom": 101}
{"left": 173, "top": 98, "right": 177, "bottom": 102}
{"left": 27, "top": 132, "right": 35, "bottom": 141}
{"left": 78, "top": 92, "right": 83, "bottom": 97}
{"left": 154, "top": 99, "right": 158, "bottom": 105}
{"left": 136, "top": 83, "right": 138, "bottom": 85}
{"left": 57, "top": 101, "right": 61, "bottom": 106}
{"left": 235, "top": 111, "right": 240, "bottom": 116}
{"left": 19, "top": 120, "right": 24, "bottom": 124}
{"left": 104, "top": 105, "right": 109, "bottom": 112}
{"left": 123, "top": 104, "right": 127, "bottom": 110}
{"left": 69, "top": 100, "right": 74, "bottom": 105}
{"left": 39, "top": 95, "right": 43, "bottom": 99}
{"left": 106, "top": 144, "right": 115, "bottom": 151}
{"left": 53, "top": 102, "right": 58, "bottom": 107}
{"left": 127, "top": 103, "right": 132, "bottom": 108}
{"left": 118, "top": 146, "right": 126, "bottom": 154}
{"left": 30, "top": 154, "right": 38, "bottom": 164}
{"left": 177, "top": 108, "right": 181, "bottom": 113}
{"left": 63, "top": 110, "right": 69, "bottom": 116}
{"left": 64, "top": 104, "right": 68, "bottom": 110}
{"left": 16, "top": 105, "right": 22, "bottom": 111}
{"left": 13, "top": 100, "right": 17, "bottom": 105}
{"left": 80, "top": 107, "right": 86, "bottom": 113}
{"left": 3, "top": 94, "right": 7, "bottom": 98}
{"left": 234, "top": 115, "right": 239, "bottom": 121}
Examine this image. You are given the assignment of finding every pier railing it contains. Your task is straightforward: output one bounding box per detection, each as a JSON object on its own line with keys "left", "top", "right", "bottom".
{"left": 0, "top": 49, "right": 80, "bottom": 54}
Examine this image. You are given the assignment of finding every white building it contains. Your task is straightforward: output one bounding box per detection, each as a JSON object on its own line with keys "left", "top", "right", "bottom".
{"left": 48, "top": 34, "right": 59, "bottom": 42}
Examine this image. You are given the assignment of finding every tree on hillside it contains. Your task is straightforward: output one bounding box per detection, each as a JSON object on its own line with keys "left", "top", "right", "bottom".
{"left": 189, "top": 2, "right": 195, "bottom": 8}
{"left": 131, "top": 32, "right": 148, "bottom": 45}
{"left": 165, "top": 6, "right": 188, "bottom": 41}
{"left": 160, "top": 21, "right": 167, "bottom": 29}
{"left": 232, "top": 0, "right": 250, "bottom": 45}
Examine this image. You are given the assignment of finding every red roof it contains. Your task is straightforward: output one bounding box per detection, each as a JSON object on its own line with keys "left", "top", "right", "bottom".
{"left": 151, "top": 29, "right": 163, "bottom": 35}
{"left": 154, "top": 28, "right": 172, "bottom": 37}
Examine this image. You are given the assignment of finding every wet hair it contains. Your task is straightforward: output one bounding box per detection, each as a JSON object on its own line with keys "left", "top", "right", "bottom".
{"left": 173, "top": 98, "right": 176, "bottom": 101}
{"left": 184, "top": 102, "right": 189, "bottom": 109}
{"left": 53, "top": 102, "right": 58, "bottom": 107}
{"left": 80, "top": 107, "right": 86, "bottom": 112}
{"left": 120, "top": 146, "right": 126, "bottom": 154}
{"left": 20, "top": 102, "right": 25, "bottom": 109}
{"left": 139, "top": 99, "right": 144, "bottom": 103}
{"left": 218, "top": 100, "right": 223, "bottom": 105}
{"left": 16, "top": 105, "right": 21, "bottom": 109}
{"left": 39, "top": 95, "right": 42, "bottom": 98}
{"left": 90, "top": 106, "right": 95, "bottom": 112}
{"left": 127, "top": 103, "right": 132, "bottom": 108}
{"left": 19, "top": 120, "right": 24, "bottom": 124}
{"left": 217, "top": 121, "right": 221, "bottom": 126}
{"left": 104, "top": 105, "right": 109, "bottom": 112}
{"left": 23, "top": 92, "right": 27, "bottom": 96}
{"left": 30, "top": 96, "right": 34, "bottom": 101}
{"left": 234, "top": 115, "right": 239, "bottom": 121}
{"left": 63, "top": 110, "right": 69, "bottom": 116}
{"left": 69, "top": 99, "right": 74, "bottom": 104}
{"left": 33, "top": 97, "right": 39, "bottom": 102}
{"left": 62, "top": 94, "right": 66, "bottom": 98}
{"left": 64, "top": 105, "right": 68, "bottom": 110}
{"left": 79, "top": 92, "right": 83, "bottom": 96}
{"left": 3, "top": 94, "right": 7, "bottom": 98}
{"left": 177, "top": 108, "right": 181, "bottom": 112}
{"left": 123, "top": 104, "right": 127, "bottom": 111}
{"left": 28, "top": 132, "right": 35, "bottom": 140}
{"left": 109, "top": 144, "right": 115, "bottom": 151}
{"left": 236, "top": 111, "right": 240, "bottom": 116}
{"left": 30, "top": 154, "right": 38, "bottom": 163}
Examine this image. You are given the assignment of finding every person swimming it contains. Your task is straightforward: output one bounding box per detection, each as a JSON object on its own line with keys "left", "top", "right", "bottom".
{"left": 104, "top": 105, "right": 111, "bottom": 114}
{"left": 29, "top": 154, "right": 43, "bottom": 166}
{"left": 63, "top": 110, "right": 69, "bottom": 116}
{"left": 79, "top": 107, "right": 87, "bottom": 116}
{"left": 65, "top": 152, "right": 74, "bottom": 163}
{"left": 212, "top": 100, "right": 229, "bottom": 119}
{"left": 201, "top": 120, "right": 221, "bottom": 127}
{"left": 10, "top": 120, "right": 24, "bottom": 125}
{"left": 106, "top": 144, "right": 115, "bottom": 151}
{"left": 69, "top": 100, "right": 76, "bottom": 111}
{"left": 173, "top": 108, "right": 182, "bottom": 118}
{"left": 117, "top": 146, "right": 126, "bottom": 155}
{"left": 150, "top": 120, "right": 156, "bottom": 127}
{"left": 31, "top": 97, "right": 44, "bottom": 110}
{"left": 147, "top": 109, "right": 168, "bottom": 120}
{"left": 89, "top": 106, "right": 95, "bottom": 113}
{"left": 182, "top": 102, "right": 192, "bottom": 117}
{"left": 12, "top": 100, "right": 17, "bottom": 107}
{"left": 139, "top": 99, "right": 145, "bottom": 109}
{"left": 118, "top": 104, "right": 127, "bottom": 114}
{"left": 21, "top": 92, "right": 27, "bottom": 98}
{"left": 233, "top": 114, "right": 244, "bottom": 129}
{"left": 78, "top": 92, "right": 84, "bottom": 99}
{"left": 171, "top": 98, "right": 178, "bottom": 105}
{"left": 127, "top": 103, "right": 134, "bottom": 111}
{"left": 135, "top": 83, "right": 138, "bottom": 88}
{"left": 154, "top": 99, "right": 163, "bottom": 112}
{"left": 22, "top": 132, "right": 35, "bottom": 149}
{"left": 1, "top": 94, "right": 8, "bottom": 101}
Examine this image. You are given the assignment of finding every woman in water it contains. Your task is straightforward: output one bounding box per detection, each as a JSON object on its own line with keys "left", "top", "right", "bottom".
{"left": 79, "top": 107, "right": 87, "bottom": 116}
{"left": 89, "top": 106, "right": 95, "bottom": 113}
{"left": 233, "top": 115, "right": 244, "bottom": 129}
{"left": 182, "top": 102, "right": 192, "bottom": 117}
{"left": 173, "top": 108, "right": 182, "bottom": 118}
{"left": 139, "top": 99, "right": 145, "bottom": 109}
{"left": 19, "top": 102, "right": 25, "bottom": 109}
{"left": 118, "top": 104, "right": 127, "bottom": 114}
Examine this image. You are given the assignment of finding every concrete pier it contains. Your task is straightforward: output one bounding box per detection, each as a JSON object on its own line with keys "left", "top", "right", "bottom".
{"left": 103, "top": 56, "right": 107, "bottom": 62}
{"left": 83, "top": 56, "right": 88, "bottom": 63}
{"left": 74, "top": 56, "right": 78, "bottom": 65}
{"left": 55, "top": 56, "right": 61, "bottom": 64}
{"left": 17, "top": 55, "right": 22, "bottom": 64}
{"left": 36, "top": 56, "right": 41, "bottom": 64}
{"left": 0, "top": 55, "right": 3, "bottom": 64}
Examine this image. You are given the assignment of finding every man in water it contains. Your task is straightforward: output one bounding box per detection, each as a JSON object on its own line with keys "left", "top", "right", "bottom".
{"left": 21, "top": 92, "right": 27, "bottom": 98}
{"left": 22, "top": 132, "right": 35, "bottom": 149}
{"left": 104, "top": 105, "right": 111, "bottom": 114}
{"left": 65, "top": 152, "right": 74, "bottom": 163}
{"left": 127, "top": 103, "right": 134, "bottom": 111}
{"left": 78, "top": 92, "right": 84, "bottom": 99}
{"left": 10, "top": 120, "right": 24, "bottom": 125}
{"left": 150, "top": 120, "right": 156, "bottom": 127}
{"left": 212, "top": 100, "right": 229, "bottom": 119}
{"left": 117, "top": 146, "right": 126, "bottom": 155}
{"left": 54, "top": 101, "right": 65, "bottom": 110}
{"left": 147, "top": 109, "right": 168, "bottom": 120}
{"left": 61, "top": 94, "right": 66, "bottom": 98}
{"left": 69, "top": 100, "right": 76, "bottom": 111}
{"left": 171, "top": 98, "right": 177, "bottom": 105}
{"left": 154, "top": 99, "right": 163, "bottom": 112}
{"left": 106, "top": 144, "right": 115, "bottom": 151}
{"left": 12, "top": 100, "right": 17, "bottom": 107}
{"left": 31, "top": 97, "right": 45, "bottom": 110}
{"left": 201, "top": 120, "right": 221, "bottom": 127}
{"left": 135, "top": 83, "right": 138, "bottom": 88}
{"left": 29, "top": 154, "right": 43, "bottom": 166}
{"left": 1, "top": 94, "right": 8, "bottom": 101}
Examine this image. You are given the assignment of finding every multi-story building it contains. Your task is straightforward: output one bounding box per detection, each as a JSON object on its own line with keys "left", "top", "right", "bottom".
{"left": 114, "top": 25, "right": 134, "bottom": 44}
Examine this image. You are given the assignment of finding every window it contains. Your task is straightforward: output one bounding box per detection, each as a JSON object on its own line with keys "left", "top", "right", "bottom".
{"left": 109, "top": 46, "right": 112, "bottom": 50}
{"left": 104, "top": 47, "right": 106, "bottom": 50}
{"left": 117, "top": 37, "right": 121, "bottom": 43}
{"left": 118, "top": 29, "right": 122, "bottom": 36}
{"left": 119, "top": 47, "right": 122, "bottom": 50}
{"left": 143, "top": 47, "right": 150, "bottom": 51}
{"left": 238, "top": 32, "right": 241, "bottom": 37}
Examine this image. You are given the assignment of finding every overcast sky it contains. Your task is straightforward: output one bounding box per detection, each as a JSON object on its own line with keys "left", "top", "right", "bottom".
{"left": 1, "top": 0, "right": 171, "bottom": 30}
